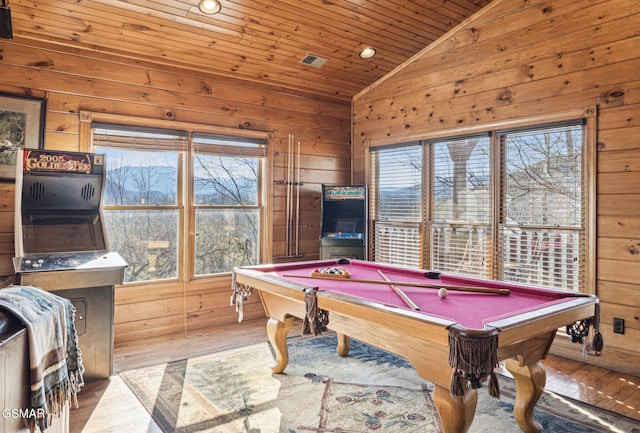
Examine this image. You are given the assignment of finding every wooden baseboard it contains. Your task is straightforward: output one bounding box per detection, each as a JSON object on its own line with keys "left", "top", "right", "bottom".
{"left": 550, "top": 335, "right": 639, "bottom": 376}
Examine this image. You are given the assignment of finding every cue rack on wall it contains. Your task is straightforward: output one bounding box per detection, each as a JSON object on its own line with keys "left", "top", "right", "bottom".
{"left": 274, "top": 133, "right": 304, "bottom": 261}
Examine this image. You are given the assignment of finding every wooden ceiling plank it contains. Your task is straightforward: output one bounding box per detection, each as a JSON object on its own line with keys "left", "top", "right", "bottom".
{"left": 31, "top": 0, "right": 444, "bottom": 70}
{"left": 11, "top": 1, "right": 400, "bottom": 91}
{"left": 204, "top": 2, "right": 415, "bottom": 64}
{"left": 221, "top": 0, "right": 430, "bottom": 58}
{"left": 386, "top": 0, "right": 491, "bottom": 26}
{"left": 10, "top": 0, "right": 493, "bottom": 97}
{"left": 240, "top": 0, "right": 434, "bottom": 50}
{"left": 18, "top": 0, "right": 401, "bottom": 77}
{"left": 333, "top": 0, "right": 451, "bottom": 42}
{"left": 108, "top": 0, "right": 192, "bottom": 17}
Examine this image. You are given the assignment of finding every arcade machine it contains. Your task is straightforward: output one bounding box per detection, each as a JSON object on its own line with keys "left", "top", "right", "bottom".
{"left": 13, "top": 149, "right": 127, "bottom": 380}
{"left": 319, "top": 185, "right": 367, "bottom": 260}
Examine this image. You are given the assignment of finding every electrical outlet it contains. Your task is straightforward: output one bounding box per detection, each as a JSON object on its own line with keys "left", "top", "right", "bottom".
{"left": 613, "top": 318, "right": 625, "bottom": 334}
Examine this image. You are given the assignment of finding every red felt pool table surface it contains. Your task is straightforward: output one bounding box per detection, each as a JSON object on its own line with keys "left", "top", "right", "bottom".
{"left": 247, "top": 258, "right": 580, "bottom": 331}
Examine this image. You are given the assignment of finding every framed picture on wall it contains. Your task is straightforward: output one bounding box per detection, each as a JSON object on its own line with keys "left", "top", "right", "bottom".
{"left": 0, "top": 92, "right": 46, "bottom": 181}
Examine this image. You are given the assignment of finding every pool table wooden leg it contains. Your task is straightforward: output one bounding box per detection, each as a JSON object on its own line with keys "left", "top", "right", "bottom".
{"left": 266, "top": 316, "right": 295, "bottom": 373}
{"left": 336, "top": 332, "right": 350, "bottom": 357}
{"left": 505, "top": 358, "right": 546, "bottom": 433}
{"left": 432, "top": 384, "right": 477, "bottom": 433}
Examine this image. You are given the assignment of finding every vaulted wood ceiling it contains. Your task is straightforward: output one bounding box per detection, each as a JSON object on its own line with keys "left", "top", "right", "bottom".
{"left": 10, "top": 0, "right": 492, "bottom": 100}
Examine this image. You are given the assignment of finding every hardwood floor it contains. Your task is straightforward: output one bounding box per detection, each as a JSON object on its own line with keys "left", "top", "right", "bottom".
{"left": 70, "top": 318, "right": 640, "bottom": 433}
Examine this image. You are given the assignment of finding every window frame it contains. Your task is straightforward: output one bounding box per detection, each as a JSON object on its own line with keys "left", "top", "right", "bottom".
{"left": 496, "top": 121, "right": 585, "bottom": 290}
{"left": 367, "top": 107, "right": 596, "bottom": 294}
{"left": 80, "top": 111, "right": 271, "bottom": 286}
{"left": 426, "top": 133, "right": 492, "bottom": 278}
{"left": 369, "top": 143, "right": 424, "bottom": 267}
{"left": 190, "top": 133, "right": 267, "bottom": 279}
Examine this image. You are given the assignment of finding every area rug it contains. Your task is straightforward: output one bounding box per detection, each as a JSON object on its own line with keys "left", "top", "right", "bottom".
{"left": 120, "top": 335, "right": 638, "bottom": 433}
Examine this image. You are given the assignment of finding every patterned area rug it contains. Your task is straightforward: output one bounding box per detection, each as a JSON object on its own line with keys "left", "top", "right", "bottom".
{"left": 120, "top": 335, "right": 637, "bottom": 433}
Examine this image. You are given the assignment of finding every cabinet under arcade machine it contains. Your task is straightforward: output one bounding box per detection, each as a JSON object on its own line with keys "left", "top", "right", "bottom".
{"left": 13, "top": 149, "right": 127, "bottom": 381}
{"left": 319, "top": 185, "right": 367, "bottom": 260}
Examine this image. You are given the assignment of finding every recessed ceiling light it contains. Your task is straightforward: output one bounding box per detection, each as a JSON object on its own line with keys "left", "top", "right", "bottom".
{"left": 359, "top": 47, "right": 376, "bottom": 59}
{"left": 199, "top": 0, "right": 222, "bottom": 15}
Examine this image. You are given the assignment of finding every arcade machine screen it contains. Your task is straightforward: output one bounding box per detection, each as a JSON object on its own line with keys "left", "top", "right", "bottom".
{"left": 21, "top": 212, "right": 106, "bottom": 254}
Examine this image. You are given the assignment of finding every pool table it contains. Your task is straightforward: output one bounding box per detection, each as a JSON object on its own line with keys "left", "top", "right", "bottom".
{"left": 231, "top": 258, "right": 600, "bottom": 433}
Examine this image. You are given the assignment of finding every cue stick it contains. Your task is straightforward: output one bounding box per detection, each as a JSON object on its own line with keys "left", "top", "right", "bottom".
{"left": 290, "top": 134, "right": 294, "bottom": 255}
{"left": 286, "top": 134, "right": 293, "bottom": 255}
{"left": 285, "top": 134, "right": 290, "bottom": 255}
{"left": 295, "top": 139, "right": 301, "bottom": 256}
{"left": 281, "top": 273, "right": 511, "bottom": 295}
{"left": 377, "top": 269, "right": 420, "bottom": 310}
{"left": 289, "top": 135, "right": 295, "bottom": 255}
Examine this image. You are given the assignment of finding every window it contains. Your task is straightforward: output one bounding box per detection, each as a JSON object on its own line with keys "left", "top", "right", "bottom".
{"left": 93, "top": 126, "right": 184, "bottom": 283}
{"left": 499, "top": 123, "right": 583, "bottom": 290}
{"left": 93, "top": 124, "right": 266, "bottom": 284}
{"left": 192, "top": 133, "right": 265, "bottom": 275}
{"left": 369, "top": 144, "right": 423, "bottom": 267}
{"left": 430, "top": 135, "right": 491, "bottom": 277}
{"left": 370, "top": 119, "right": 590, "bottom": 291}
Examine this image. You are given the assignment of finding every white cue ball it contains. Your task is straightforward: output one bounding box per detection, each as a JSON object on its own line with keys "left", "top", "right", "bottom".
{"left": 438, "top": 288, "right": 448, "bottom": 298}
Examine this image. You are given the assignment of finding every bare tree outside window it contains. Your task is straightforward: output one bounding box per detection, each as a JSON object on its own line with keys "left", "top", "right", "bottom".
{"left": 370, "top": 122, "right": 585, "bottom": 290}
{"left": 95, "top": 127, "right": 265, "bottom": 284}
{"left": 504, "top": 127, "right": 581, "bottom": 227}
{"left": 502, "top": 124, "right": 582, "bottom": 290}
{"left": 194, "top": 154, "right": 259, "bottom": 275}
{"left": 100, "top": 149, "right": 179, "bottom": 283}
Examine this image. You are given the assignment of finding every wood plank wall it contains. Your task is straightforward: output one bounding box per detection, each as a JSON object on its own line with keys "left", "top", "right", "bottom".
{"left": 0, "top": 38, "right": 351, "bottom": 342}
{"left": 352, "top": 0, "right": 640, "bottom": 374}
